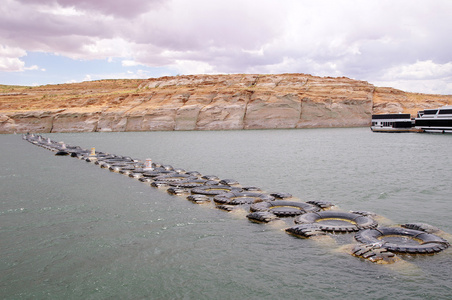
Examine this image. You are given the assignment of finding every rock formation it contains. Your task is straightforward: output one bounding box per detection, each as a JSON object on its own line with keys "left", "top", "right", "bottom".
{"left": 1, "top": 74, "right": 451, "bottom": 133}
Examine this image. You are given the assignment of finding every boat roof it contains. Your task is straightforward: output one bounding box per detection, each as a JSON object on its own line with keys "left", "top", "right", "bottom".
{"left": 372, "top": 113, "right": 411, "bottom": 119}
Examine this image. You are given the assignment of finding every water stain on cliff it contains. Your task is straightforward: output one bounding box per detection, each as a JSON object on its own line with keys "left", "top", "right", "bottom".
{"left": 1, "top": 74, "right": 451, "bottom": 133}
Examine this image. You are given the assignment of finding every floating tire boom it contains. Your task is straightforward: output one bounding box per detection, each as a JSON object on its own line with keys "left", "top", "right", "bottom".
{"left": 23, "top": 133, "right": 450, "bottom": 263}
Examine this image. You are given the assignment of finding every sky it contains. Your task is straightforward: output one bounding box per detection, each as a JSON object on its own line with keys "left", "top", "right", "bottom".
{"left": 1, "top": 0, "right": 452, "bottom": 95}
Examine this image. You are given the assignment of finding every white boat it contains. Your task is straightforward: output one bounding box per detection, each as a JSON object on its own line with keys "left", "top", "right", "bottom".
{"left": 415, "top": 106, "right": 452, "bottom": 133}
{"left": 371, "top": 113, "right": 416, "bottom": 132}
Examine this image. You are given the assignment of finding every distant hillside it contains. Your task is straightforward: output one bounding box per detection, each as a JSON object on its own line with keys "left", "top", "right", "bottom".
{"left": 1, "top": 74, "right": 451, "bottom": 133}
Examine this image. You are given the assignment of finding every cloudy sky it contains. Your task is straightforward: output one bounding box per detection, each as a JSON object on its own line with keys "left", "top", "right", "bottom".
{"left": 1, "top": 0, "right": 451, "bottom": 94}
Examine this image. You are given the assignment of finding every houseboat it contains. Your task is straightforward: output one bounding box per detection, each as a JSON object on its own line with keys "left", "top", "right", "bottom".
{"left": 415, "top": 106, "right": 452, "bottom": 133}
{"left": 371, "top": 113, "right": 415, "bottom": 132}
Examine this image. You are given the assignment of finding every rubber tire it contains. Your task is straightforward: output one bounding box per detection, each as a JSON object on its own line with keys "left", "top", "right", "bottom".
{"left": 294, "top": 211, "right": 378, "bottom": 232}
{"left": 355, "top": 227, "right": 450, "bottom": 254}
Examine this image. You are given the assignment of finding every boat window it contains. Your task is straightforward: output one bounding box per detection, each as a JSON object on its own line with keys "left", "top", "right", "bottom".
{"left": 424, "top": 110, "right": 438, "bottom": 115}
{"left": 372, "top": 114, "right": 410, "bottom": 120}
{"left": 438, "top": 109, "right": 452, "bottom": 114}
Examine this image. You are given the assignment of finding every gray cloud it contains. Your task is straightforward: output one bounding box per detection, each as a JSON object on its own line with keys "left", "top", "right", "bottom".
{"left": 15, "top": 0, "right": 166, "bottom": 18}
{"left": 1, "top": 0, "right": 452, "bottom": 93}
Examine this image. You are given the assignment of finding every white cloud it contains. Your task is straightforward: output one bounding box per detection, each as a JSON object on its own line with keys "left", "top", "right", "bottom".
{"left": 0, "top": 45, "right": 26, "bottom": 71}
{"left": 37, "top": 4, "right": 85, "bottom": 17}
{"left": 171, "top": 60, "right": 215, "bottom": 75}
{"left": 372, "top": 78, "right": 452, "bottom": 95}
{"left": 0, "top": 45, "right": 47, "bottom": 72}
{"left": 1, "top": 0, "right": 452, "bottom": 93}
{"left": 122, "top": 60, "right": 141, "bottom": 67}
{"left": 382, "top": 60, "right": 452, "bottom": 80}
{"left": 0, "top": 44, "right": 26, "bottom": 57}
{"left": 76, "top": 38, "right": 132, "bottom": 60}
{"left": 373, "top": 60, "right": 452, "bottom": 94}
{"left": 24, "top": 65, "right": 39, "bottom": 71}
{"left": 82, "top": 69, "right": 152, "bottom": 82}
{"left": 0, "top": 57, "right": 25, "bottom": 72}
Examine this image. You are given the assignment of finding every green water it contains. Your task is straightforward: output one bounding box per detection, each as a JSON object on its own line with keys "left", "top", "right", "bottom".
{"left": 1, "top": 128, "right": 451, "bottom": 299}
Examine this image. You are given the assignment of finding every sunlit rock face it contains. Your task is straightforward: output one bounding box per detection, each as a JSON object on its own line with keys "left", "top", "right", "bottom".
{"left": 1, "top": 74, "right": 451, "bottom": 133}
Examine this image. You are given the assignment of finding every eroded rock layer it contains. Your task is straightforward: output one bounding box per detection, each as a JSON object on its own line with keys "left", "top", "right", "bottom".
{"left": 1, "top": 74, "right": 451, "bottom": 133}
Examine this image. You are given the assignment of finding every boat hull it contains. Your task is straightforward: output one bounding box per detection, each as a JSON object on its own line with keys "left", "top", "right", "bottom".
{"left": 370, "top": 127, "right": 420, "bottom": 133}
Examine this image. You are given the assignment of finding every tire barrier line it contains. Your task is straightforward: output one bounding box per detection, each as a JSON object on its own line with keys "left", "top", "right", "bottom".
{"left": 23, "top": 134, "right": 450, "bottom": 264}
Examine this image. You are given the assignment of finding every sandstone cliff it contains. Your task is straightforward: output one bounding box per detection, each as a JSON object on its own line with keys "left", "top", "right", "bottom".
{"left": 1, "top": 74, "right": 451, "bottom": 133}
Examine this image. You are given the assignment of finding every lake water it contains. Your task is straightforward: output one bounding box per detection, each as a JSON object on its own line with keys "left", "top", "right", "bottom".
{"left": 1, "top": 128, "right": 451, "bottom": 299}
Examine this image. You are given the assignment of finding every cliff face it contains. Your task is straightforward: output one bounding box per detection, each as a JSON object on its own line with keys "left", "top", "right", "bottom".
{"left": 372, "top": 86, "right": 451, "bottom": 116}
{"left": 1, "top": 74, "right": 451, "bottom": 133}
